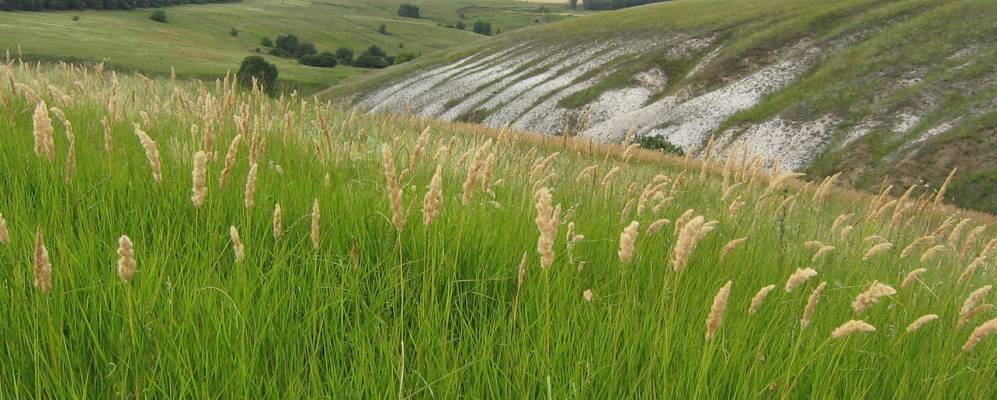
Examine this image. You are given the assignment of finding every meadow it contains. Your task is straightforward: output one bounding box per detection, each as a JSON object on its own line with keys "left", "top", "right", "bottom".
{"left": 0, "top": 0, "right": 572, "bottom": 92}
{"left": 0, "top": 59, "right": 995, "bottom": 398}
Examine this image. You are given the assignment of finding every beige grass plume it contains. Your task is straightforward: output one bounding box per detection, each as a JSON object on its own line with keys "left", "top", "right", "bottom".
{"left": 901, "top": 268, "right": 928, "bottom": 289}
{"left": 812, "top": 245, "right": 835, "bottom": 262}
{"left": 906, "top": 314, "right": 939, "bottom": 333}
{"left": 534, "top": 187, "right": 559, "bottom": 269}
{"left": 32, "top": 101, "right": 55, "bottom": 161}
{"left": 230, "top": 225, "right": 245, "bottom": 263}
{"left": 919, "top": 244, "right": 947, "bottom": 263}
{"left": 720, "top": 237, "right": 748, "bottom": 259}
{"left": 932, "top": 168, "right": 956, "bottom": 210}
{"left": 862, "top": 242, "right": 893, "bottom": 261}
{"left": 900, "top": 235, "right": 935, "bottom": 259}
{"left": 34, "top": 226, "right": 52, "bottom": 293}
{"left": 422, "top": 165, "right": 443, "bottom": 226}
{"left": 748, "top": 284, "right": 776, "bottom": 316}
{"left": 852, "top": 281, "right": 896, "bottom": 314}
{"left": 957, "top": 256, "right": 987, "bottom": 284}
{"left": 705, "top": 281, "right": 732, "bottom": 342}
{"left": 576, "top": 165, "right": 598, "bottom": 184}
{"left": 134, "top": 125, "right": 162, "bottom": 183}
{"left": 218, "top": 134, "right": 242, "bottom": 187}
{"left": 273, "top": 203, "right": 282, "bottom": 240}
{"left": 0, "top": 213, "right": 9, "bottom": 244}
{"left": 462, "top": 140, "right": 492, "bottom": 205}
{"left": 958, "top": 285, "right": 992, "bottom": 328}
{"left": 803, "top": 240, "right": 824, "bottom": 249}
{"left": 618, "top": 221, "right": 640, "bottom": 264}
{"left": 191, "top": 150, "right": 208, "bottom": 207}
{"left": 645, "top": 218, "right": 670, "bottom": 236}
{"left": 801, "top": 281, "right": 827, "bottom": 328}
{"left": 116, "top": 235, "right": 136, "bottom": 283}
{"left": 244, "top": 162, "right": 258, "bottom": 209}
{"left": 947, "top": 218, "right": 972, "bottom": 249}
{"left": 517, "top": 252, "right": 528, "bottom": 289}
{"left": 959, "top": 225, "right": 986, "bottom": 260}
{"left": 311, "top": 199, "right": 321, "bottom": 249}
{"left": 831, "top": 320, "right": 876, "bottom": 339}
{"left": 962, "top": 318, "right": 997, "bottom": 351}
{"left": 382, "top": 144, "right": 406, "bottom": 232}
{"left": 49, "top": 107, "right": 75, "bottom": 184}
{"left": 673, "top": 208, "right": 695, "bottom": 236}
{"left": 785, "top": 268, "right": 818, "bottom": 293}
{"left": 670, "top": 215, "right": 716, "bottom": 272}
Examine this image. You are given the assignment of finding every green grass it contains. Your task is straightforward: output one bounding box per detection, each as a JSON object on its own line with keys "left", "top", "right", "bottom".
{"left": 1, "top": 61, "right": 996, "bottom": 398}
{"left": 0, "top": 0, "right": 573, "bottom": 93}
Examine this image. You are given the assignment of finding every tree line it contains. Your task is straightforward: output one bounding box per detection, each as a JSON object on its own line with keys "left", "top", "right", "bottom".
{"left": 0, "top": 0, "right": 239, "bottom": 11}
{"left": 567, "top": 0, "right": 668, "bottom": 10}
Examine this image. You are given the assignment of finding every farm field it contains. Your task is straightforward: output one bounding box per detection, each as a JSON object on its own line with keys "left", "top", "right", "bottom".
{"left": 0, "top": 0, "right": 573, "bottom": 92}
{"left": 0, "top": 60, "right": 995, "bottom": 398}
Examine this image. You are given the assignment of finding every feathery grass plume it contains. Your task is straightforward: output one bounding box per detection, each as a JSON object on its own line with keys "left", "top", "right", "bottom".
{"left": 229, "top": 226, "right": 245, "bottom": 263}
{"left": 0, "top": 213, "right": 9, "bottom": 244}
{"left": 422, "top": 164, "right": 444, "bottom": 226}
{"left": 812, "top": 245, "right": 835, "bottom": 262}
{"left": 382, "top": 144, "right": 407, "bottom": 232}
{"left": 958, "top": 285, "right": 992, "bottom": 328}
{"left": 785, "top": 268, "right": 818, "bottom": 293}
{"left": 273, "top": 203, "right": 282, "bottom": 241}
{"left": 32, "top": 101, "right": 55, "bottom": 162}
{"left": 831, "top": 320, "right": 876, "bottom": 339}
{"left": 962, "top": 318, "right": 997, "bottom": 351}
{"left": 670, "top": 215, "right": 716, "bottom": 272}
{"left": 919, "top": 244, "right": 947, "bottom": 263}
{"left": 852, "top": 281, "right": 897, "bottom": 314}
{"left": 721, "top": 237, "right": 748, "bottom": 259}
{"left": 933, "top": 168, "right": 956, "bottom": 210}
{"left": 901, "top": 268, "right": 928, "bottom": 289}
{"left": 960, "top": 225, "right": 986, "bottom": 260}
{"left": 982, "top": 238, "right": 997, "bottom": 258}
{"left": 101, "top": 116, "right": 113, "bottom": 153}
{"left": 705, "top": 281, "right": 732, "bottom": 341}
{"left": 218, "top": 134, "right": 243, "bottom": 187}
{"left": 727, "top": 196, "right": 744, "bottom": 218}
{"left": 906, "top": 314, "right": 939, "bottom": 333}
{"left": 864, "top": 235, "right": 886, "bottom": 243}
{"left": 618, "top": 221, "right": 640, "bottom": 264}
{"left": 803, "top": 240, "right": 824, "bottom": 249}
{"left": 311, "top": 199, "right": 321, "bottom": 249}
{"left": 801, "top": 281, "right": 828, "bottom": 328}
{"left": 618, "top": 199, "right": 636, "bottom": 224}
{"left": 721, "top": 182, "right": 744, "bottom": 201}
{"left": 673, "top": 208, "right": 695, "bottom": 236}
{"left": 773, "top": 191, "right": 797, "bottom": 218}
{"left": 49, "top": 107, "right": 76, "bottom": 184}
{"left": 33, "top": 226, "right": 52, "bottom": 293}
{"left": 748, "top": 285, "right": 776, "bottom": 316}
{"left": 812, "top": 173, "right": 840, "bottom": 205}
{"left": 600, "top": 166, "right": 621, "bottom": 188}
{"left": 462, "top": 140, "right": 493, "bottom": 205}
{"left": 116, "top": 235, "right": 136, "bottom": 283}
{"left": 862, "top": 242, "right": 893, "bottom": 261}
{"left": 133, "top": 125, "right": 162, "bottom": 183}
{"left": 645, "top": 218, "right": 670, "bottom": 236}
{"left": 190, "top": 150, "right": 208, "bottom": 207}
{"left": 534, "top": 187, "right": 559, "bottom": 269}
{"left": 831, "top": 213, "right": 853, "bottom": 232}
{"left": 947, "top": 218, "right": 972, "bottom": 249}
{"left": 960, "top": 304, "right": 994, "bottom": 329}
{"left": 931, "top": 216, "right": 957, "bottom": 237}
{"left": 244, "top": 162, "right": 258, "bottom": 209}
{"left": 517, "top": 252, "right": 528, "bottom": 289}
{"left": 576, "top": 164, "right": 598, "bottom": 184}
{"left": 958, "top": 256, "right": 987, "bottom": 284}
{"left": 408, "top": 126, "right": 431, "bottom": 170}
{"left": 583, "top": 289, "right": 594, "bottom": 302}
{"left": 839, "top": 226, "right": 853, "bottom": 240}
{"left": 888, "top": 185, "right": 917, "bottom": 230}
{"left": 901, "top": 235, "right": 936, "bottom": 259}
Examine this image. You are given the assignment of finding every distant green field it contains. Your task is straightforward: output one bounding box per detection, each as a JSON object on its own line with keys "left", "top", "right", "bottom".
{"left": 0, "top": 0, "right": 574, "bottom": 92}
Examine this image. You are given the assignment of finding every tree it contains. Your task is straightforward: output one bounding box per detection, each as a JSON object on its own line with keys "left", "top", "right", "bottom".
{"left": 293, "top": 41, "right": 317, "bottom": 58}
{"left": 378, "top": 23, "right": 388, "bottom": 35}
{"left": 261, "top": 37, "right": 273, "bottom": 47}
{"left": 353, "top": 45, "right": 392, "bottom": 69}
{"left": 150, "top": 10, "right": 167, "bottom": 23}
{"left": 236, "top": 56, "right": 278, "bottom": 96}
{"left": 230, "top": 27, "right": 239, "bottom": 37}
{"left": 472, "top": 20, "right": 491, "bottom": 36}
{"left": 455, "top": 21, "right": 466, "bottom": 30}
{"left": 567, "top": 0, "right": 578, "bottom": 8}
{"left": 398, "top": 3, "right": 419, "bottom": 18}
{"left": 299, "top": 52, "right": 338, "bottom": 68}
{"left": 335, "top": 47, "right": 354, "bottom": 66}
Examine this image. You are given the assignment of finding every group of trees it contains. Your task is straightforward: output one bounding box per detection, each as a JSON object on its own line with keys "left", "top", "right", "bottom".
{"left": 262, "top": 34, "right": 414, "bottom": 69}
{"left": 0, "top": 0, "right": 238, "bottom": 11}
{"left": 397, "top": 3, "right": 419, "bottom": 18}
{"left": 567, "top": 0, "right": 667, "bottom": 10}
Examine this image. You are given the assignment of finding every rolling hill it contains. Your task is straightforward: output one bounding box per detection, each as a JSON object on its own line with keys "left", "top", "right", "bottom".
{"left": 0, "top": 0, "right": 575, "bottom": 92}
{"left": 329, "top": 0, "right": 997, "bottom": 212}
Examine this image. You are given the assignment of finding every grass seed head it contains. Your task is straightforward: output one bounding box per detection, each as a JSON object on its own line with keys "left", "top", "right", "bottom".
{"left": 230, "top": 225, "right": 244, "bottom": 263}
{"left": 962, "top": 318, "right": 997, "bottom": 351}
{"left": 906, "top": 314, "right": 939, "bottom": 333}
{"left": 191, "top": 150, "right": 208, "bottom": 207}
{"left": 33, "top": 226, "right": 52, "bottom": 294}
{"left": 618, "top": 220, "right": 640, "bottom": 264}
{"left": 852, "top": 281, "right": 897, "bottom": 314}
{"left": 706, "top": 281, "right": 732, "bottom": 341}
{"left": 831, "top": 320, "right": 876, "bottom": 339}
{"left": 116, "top": 235, "right": 136, "bottom": 283}
{"left": 748, "top": 284, "right": 776, "bottom": 316}
{"left": 801, "top": 281, "right": 827, "bottom": 328}
{"left": 785, "top": 268, "right": 818, "bottom": 293}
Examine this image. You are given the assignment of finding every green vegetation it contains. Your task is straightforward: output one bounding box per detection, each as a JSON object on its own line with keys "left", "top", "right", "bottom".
{"left": 398, "top": 3, "right": 421, "bottom": 19}
{"left": 149, "top": 10, "right": 167, "bottom": 23}
{"left": 0, "top": 0, "right": 240, "bottom": 11}
{"left": 637, "top": 135, "right": 684, "bottom": 156}
{"left": 2, "top": 60, "right": 995, "bottom": 399}
{"left": 236, "top": 55, "right": 278, "bottom": 95}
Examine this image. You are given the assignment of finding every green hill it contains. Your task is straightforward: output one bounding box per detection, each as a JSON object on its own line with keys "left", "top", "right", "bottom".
{"left": 329, "top": 0, "right": 997, "bottom": 212}
{"left": 0, "top": 0, "right": 574, "bottom": 92}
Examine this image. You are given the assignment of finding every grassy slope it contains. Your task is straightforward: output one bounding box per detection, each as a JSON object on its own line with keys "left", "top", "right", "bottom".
{"left": 326, "top": 0, "right": 997, "bottom": 212}
{"left": 0, "top": 0, "right": 572, "bottom": 92}
{"left": 1, "top": 61, "right": 996, "bottom": 398}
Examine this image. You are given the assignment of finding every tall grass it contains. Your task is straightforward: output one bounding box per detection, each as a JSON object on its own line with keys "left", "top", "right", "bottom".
{"left": 0, "top": 59, "right": 994, "bottom": 398}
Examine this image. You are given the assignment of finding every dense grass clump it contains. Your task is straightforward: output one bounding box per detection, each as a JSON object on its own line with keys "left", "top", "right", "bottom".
{"left": 0, "top": 60, "right": 995, "bottom": 398}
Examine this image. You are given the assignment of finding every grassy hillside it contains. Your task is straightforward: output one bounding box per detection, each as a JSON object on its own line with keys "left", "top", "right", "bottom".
{"left": 0, "top": 0, "right": 573, "bottom": 92}
{"left": 2, "top": 60, "right": 996, "bottom": 397}
{"left": 327, "top": 0, "right": 997, "bottom": 212}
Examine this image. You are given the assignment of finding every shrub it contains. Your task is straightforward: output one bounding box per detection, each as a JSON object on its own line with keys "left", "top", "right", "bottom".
{"left": 261, "top": 37, "right": 273, "bottom": 47}
{"left": 379, "top": 24, "right": 388, "bottom": 35}
{"left": 394, "top": 52, "right": 418, "bottom": 64}
{"left": 150, "top": 10, "right": 167, "bottom": 23}
{"left": 299, "top": 52, "right": 338, "bottom": 68}
{"left": 636, "top": 135, "right": 685, "bottom": 156}
{"left": 335, "top": 47, "right": 354, "bottom": 66}
{"left": 398, "top": 4, "right": 420, "bottom": 18}
{"left": 472, "top": 20, "right": 491, "bottom": 35}
{"left": 72, "top": 16, "right": 80, "bottom": 21}
{"left": 455, "top": 21, "right": 466, "bottom": 30}
{"left": 236, "top": 55, "right": 278, "bottom": 96}
{"left": 230, "top": 28, "right": 239, "bottom": 37}
{"left": 353, "top": 46, "right": 392, "bottom": 69}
